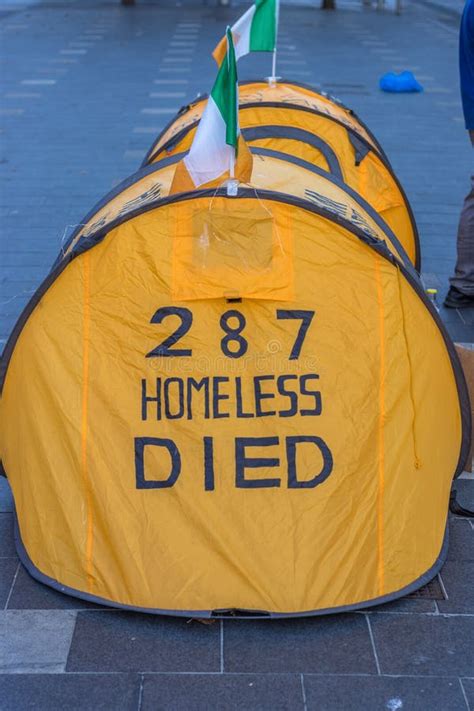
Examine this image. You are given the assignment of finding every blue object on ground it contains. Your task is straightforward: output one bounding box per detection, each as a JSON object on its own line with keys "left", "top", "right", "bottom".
{"left": 379, "top": 71, "right": 424, "bottom": 93}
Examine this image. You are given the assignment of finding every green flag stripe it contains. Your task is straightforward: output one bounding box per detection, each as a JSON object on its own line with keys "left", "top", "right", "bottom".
{"left": 249, "top": 0, "right": 276, "bottom": 52}
{"left": 210, "top": 27, "right": 238, "bottom": 148}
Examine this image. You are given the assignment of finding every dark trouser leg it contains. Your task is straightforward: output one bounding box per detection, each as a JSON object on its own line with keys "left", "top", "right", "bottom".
{"left": 450, "top": 132, "right": 474, "bottom": 296}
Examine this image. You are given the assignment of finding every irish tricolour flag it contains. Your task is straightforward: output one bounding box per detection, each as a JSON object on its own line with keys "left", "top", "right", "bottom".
{"left": 213, "top": 0, "right": 279, "bottom": 66}
{"left": 171, "top": 28, "right": 252, "bottom": 192}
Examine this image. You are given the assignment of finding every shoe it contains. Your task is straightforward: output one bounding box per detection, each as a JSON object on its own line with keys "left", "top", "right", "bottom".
{"left": 444, "top": 286, "right": 474, "bottom": 309}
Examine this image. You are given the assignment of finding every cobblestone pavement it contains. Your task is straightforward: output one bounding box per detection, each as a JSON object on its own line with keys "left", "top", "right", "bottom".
{"left": 0, "top": 0, "right": 473, "bottom": 709}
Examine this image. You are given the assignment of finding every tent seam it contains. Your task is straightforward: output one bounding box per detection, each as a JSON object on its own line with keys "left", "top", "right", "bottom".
{"left": 374, "top": 252, "right": 385, "bottom": 596}
{"left": 396, "top": 266, "right": 421, "bottom": 468}
{"left": 81, "top": 251, "right": 94, "bottom": 592}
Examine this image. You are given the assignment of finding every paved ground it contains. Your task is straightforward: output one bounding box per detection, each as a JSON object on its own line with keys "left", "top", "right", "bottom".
{"left": 0, "top": 0, "right": 473, "bottom": 709}
{"left": 417, "top": 0, "right": 465, "bottom": 17}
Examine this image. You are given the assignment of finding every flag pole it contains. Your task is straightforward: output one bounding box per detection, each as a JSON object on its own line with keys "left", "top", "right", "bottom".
{"left": 227, "top": 147, "right": 238, "bottom": 195}
{"left": 269, "top": 0, "right": 280, "bottom": 86}
{"left": 227, "top": 23, "right": 238, "bottom": 198}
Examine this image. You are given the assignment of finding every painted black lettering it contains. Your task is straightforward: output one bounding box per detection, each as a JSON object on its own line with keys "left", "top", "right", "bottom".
{"left": 212, "top": 376, "right": 230, "bottom": 419}
{"left": 277, "top": 375, "right": 298, "bottom": 417}
{"left": 286, "top": 436, "right": 333, "bottom": 489}
{"left": 135, "top": 437, "right": 181, "bottom": 489}
{"left": 235, "top": 437, "right": 280, "bottom": 488}
{"left": 186, "top": 377, "right": 210, "bottom": 420}
{"left": 220, "top": 310, "right": 248, "bottom": 359}
{"left": 276, "top": 310, "right": 315, "bottom": 360}
{"left": 164, "top": 377, "right": 184, "bottom": 420}
{"left": 146, "top": 306, "right": 193, "bottom": 358}
{"left": 141, "top": 378, "right": 161, "bottom": 421}
{"left": 254, "top": 375, "right": 276, "bottom": 417}
{"left": 300, "top": 374, "right": 322, "bottom": 416}
{"left": 236, "top": 376, "right": 254, "bottom": 418}
{"left": 204, "top": 436, "right": 215, "bottom": 491}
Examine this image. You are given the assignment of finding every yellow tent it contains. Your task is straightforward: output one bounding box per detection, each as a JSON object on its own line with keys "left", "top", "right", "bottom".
{"left": 143, "top": 80, "right": 420, "bottom": 269}
{"left": 145, "top": 80, "right": 385, "bottom": 163}
{"left": 0, "top": 151, "right": 469, "bottom": 616}
{"left": 62, "top": 149, "right": 410, "bottom": 267}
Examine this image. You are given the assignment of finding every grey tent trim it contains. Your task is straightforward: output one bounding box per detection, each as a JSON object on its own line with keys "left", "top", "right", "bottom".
{"left": 242, "top": 125, "right": 344, "bottom": 178}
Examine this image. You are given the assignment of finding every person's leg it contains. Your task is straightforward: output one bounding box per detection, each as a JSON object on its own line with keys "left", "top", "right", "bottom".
{"left": 445, "top": 131, "right": 474, "bottom": 307}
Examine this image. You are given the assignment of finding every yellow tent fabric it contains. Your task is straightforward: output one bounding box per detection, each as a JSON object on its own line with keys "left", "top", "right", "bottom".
{"left": 142, "top": 81, "right": 420, "bottom": 269}
{"left": 146, "top": 80, "right": 384, "bottom": 162}
{"left": 0, "top": 179, "right": 469, "bottom": 616}
{"left": 62, "top": 149, "right": 410, "bottom": 267}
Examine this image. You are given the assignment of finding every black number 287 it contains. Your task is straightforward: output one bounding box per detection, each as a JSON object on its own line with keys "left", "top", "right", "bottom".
{"left": 146, "top": 307, "right": 314, "bottom": 360}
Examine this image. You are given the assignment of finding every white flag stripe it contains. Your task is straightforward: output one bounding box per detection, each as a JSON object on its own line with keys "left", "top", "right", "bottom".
{"left": 231, "top": 5, "right": 255, "bottom": 59}
{"left": 184, "top": 96, "right": 233, "bottom": 186}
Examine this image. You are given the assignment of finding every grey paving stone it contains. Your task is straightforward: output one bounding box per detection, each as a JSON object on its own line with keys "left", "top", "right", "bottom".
{"left": 418, "top": 0, "right": 465, "bottom": 17}
{"left": 0, "top": 478, "right": 13, "bottom": 513}
{"left": 7, "top": 564, "right": 104, "bottom": 611}
{"left": 0, "top": 610, "right": 77, "bottom": 672}
{"left": 369, "top": 597, "right": 437, "bottom": 614}
{"left": 142, "top": 673, "right": 304, "bottom": 711}
{"left": 0, "top": 514, "right": 15, "bottom": 557}
{"left": 447, "top": 518, "right": 474, "bottom": 562}
{"left": 438, "top": 561, "right": 474, "bottom": 614}
{"left": 223, "top": 616, "right": 376, "bottom": 674}
{"left": 461, "top": 678, "right": 474, "bottom": 711}
{"left": 0, "top": 673, "right": 140, "bottom": 711}
{"left": 304, "top": 674, "right": 467, "bottom": 711}
{"left": 67, "top": 612, "right": 220, "bottom": 672}
{"left": 444, "top": 322, "right": 473, "bottom": 343}
{"left": 459, "top": 307, "right": 474, "bottom": 326}
{"left": 455, "top": 480, "right": 474, "bottom": 510}
{"left": 370, "top": 613, "right": 474, "bottom": 676}
{"left": 0, "top": 559, "right": 18, "bottom": 609}
{"left": 436, "top": 304, "right": 464, "bottom": 325}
